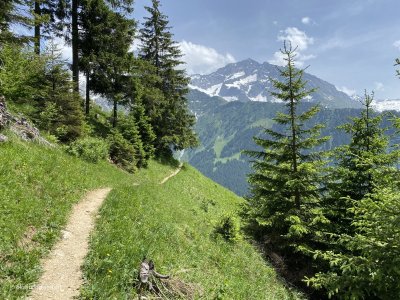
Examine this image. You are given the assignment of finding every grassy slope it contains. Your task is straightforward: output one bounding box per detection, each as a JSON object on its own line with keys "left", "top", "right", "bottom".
{"left": 0, "top": 140, "right": 302, "bottom": 299}
{"left": 80, "top": 164, "right": 303, "bottom": 299}
{"left": 0, "top": 138, "right": 137, "bottom": 298}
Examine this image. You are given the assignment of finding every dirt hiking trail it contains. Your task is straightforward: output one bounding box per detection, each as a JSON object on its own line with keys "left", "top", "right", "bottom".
{"left": 160, "top": 163, "right": 183, "bottom": 184}
{"left": 29, "top": 164, "right": 182, "bottom": 299}
{"left": 29, "top": 188, "right": 112, "bottom": 300}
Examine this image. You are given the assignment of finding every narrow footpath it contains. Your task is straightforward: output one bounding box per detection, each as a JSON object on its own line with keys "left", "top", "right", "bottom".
{"left": 160, "top": 163, "right": 183, "bottom": 184}
{"left": 29, "top": 188, "right": 112, "bottom": 300}
{"left": 29, "top": 163, "right": 183, "bottom": 299}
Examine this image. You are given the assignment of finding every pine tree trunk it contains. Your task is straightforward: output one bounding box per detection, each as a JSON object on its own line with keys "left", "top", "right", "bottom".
{"left": 288, "top": 60, "right": 300, "bottom": 210}
{"left": 72, "top": 0, "right": 79, "bottom": 93}
{"left": 85, "top": 72, "right": 90, "bottom": 115}
{"left": 113, "top": 98, "right": 117, "bottom": 128}
{"left": 34, "top": 0, "right": 41, "bottom": 55}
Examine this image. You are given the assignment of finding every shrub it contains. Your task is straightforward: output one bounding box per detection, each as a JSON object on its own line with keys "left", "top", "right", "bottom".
{"left": 107, "top": 130, "right": 137, "bottom": 173}
{"left": 213, "top": 213, "right": 242, "bottom": 243}
{"left": 67, "top": 137, "right": 109, "bottom": 163}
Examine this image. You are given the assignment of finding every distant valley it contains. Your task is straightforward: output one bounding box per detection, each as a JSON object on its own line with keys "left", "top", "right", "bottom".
{"left": 185, "top": 59, "right": 400, "bottom": 196}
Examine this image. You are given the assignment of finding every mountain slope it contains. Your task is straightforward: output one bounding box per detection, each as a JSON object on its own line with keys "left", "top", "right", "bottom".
{"left": 80, "top": 162, "right": 303, "bottom": 299}
{"left": 190, "top": 59, "right": 362, "bottom": 109}
{"left": 0, "top": 139, "right": 302, "bottom": 299}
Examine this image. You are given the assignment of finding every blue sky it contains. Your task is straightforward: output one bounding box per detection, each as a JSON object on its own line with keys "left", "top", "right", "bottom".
{"left": 134, "top": 0, "right": 400, "bottom": 99}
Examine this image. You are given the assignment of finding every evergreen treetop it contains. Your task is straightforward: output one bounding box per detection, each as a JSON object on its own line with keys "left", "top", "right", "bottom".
{"left": 244, "top": 42, "right": 329, "bottom": 272}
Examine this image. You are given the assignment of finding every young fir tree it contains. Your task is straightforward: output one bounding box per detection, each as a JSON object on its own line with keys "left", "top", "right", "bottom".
{"left": 139, "top": 0, "right": 197, "bottom": 155}
{"left": 243, "top": 42, "right": 329, "bottom": 279}
{"left": 323, "top": 92, "right": 397, "bottom": 236}
{"left": 125, "top": 71, "right": 156, "bottom": 165}
{"left": 306, "top": 92, "right": 400, "bottom": 298}
{"left": 41, "top": 41, "right": 84, "bottom": 141}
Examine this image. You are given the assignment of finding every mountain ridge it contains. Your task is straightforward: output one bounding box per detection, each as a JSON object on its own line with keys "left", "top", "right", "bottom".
{"left": 190, "top": 58, "right": 362, "bottom": 109}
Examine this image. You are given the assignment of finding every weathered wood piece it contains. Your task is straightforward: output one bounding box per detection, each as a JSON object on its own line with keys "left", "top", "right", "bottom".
{"left": 137, "top": 259, "right": 170, "bottom": 299}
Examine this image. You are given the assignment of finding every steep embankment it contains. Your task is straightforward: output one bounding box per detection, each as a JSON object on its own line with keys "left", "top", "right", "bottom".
{"left": 0, "top": 140, "right": 302, "bottom": 299}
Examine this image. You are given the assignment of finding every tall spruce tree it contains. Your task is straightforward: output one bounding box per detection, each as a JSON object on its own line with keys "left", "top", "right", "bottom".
{"left": 30, "top": 0, "right": 68, "bottom": 54}
{"left": 78, "top": 0, "right": 110, "bottom": 115}
{"left": 81, "top": 2, "right": 135, "bottom": 127}
{"left": 139, "top": 0, "right": 197, "bottom": 155}
{"left": 243, "top": 42, "right": 329, "bottom": 281}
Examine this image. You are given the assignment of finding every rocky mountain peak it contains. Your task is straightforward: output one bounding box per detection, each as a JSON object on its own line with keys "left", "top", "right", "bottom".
{"left": 189, "top": 59, "right": 362, "bottom": 109}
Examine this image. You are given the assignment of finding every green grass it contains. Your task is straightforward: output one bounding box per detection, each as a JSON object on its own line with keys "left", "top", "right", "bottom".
{"left": 80, "top": 164, "right": 303, "bottom": 299}
{"left": 0, "top": 138, "right": 302, "bottom": 299}
{"left": 0, "top": 138, "right": 136, "bottom": 298}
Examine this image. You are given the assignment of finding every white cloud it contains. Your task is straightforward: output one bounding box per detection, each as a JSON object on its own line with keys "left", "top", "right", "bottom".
{"left": 278, "top": 27, "right": 314, "bottom": 51}
{"left": 393, "top": 40, "right": 400, "bottom": 51}
{"left": 374, "top": 82, "right": 384, "bottom": 91}
{"left": 47, "top": 37, "right": 72, "bottom": 62}
{"left": 269, "top": 27, "right": 315, "bottom": 67}
{"left": 301, "top": 17, "right": 311, "bottom": 25}
{"left": 179, "top": 40, "right": 236, "bottom": 74}
{"left": 337, "top": 86, "right": 357, "bottom": 97}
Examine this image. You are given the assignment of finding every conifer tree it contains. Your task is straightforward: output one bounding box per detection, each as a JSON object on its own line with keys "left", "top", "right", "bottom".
{"left": 30, "top": 0, "right": 68, "bottom": 54}
{"left": 78, "top": 0, "right": 110, "bottom": 115}
{"left": 323, "top": 92, "right": 397, "bottom": 235}
{"left": 306, "top": 92, "right": 400, "bottom": 298}
{"left": 243, "top": 42, "right": 329, "bottom": 278}
{"left": 41, "top": 41, "right": 84, "bottom": 141}
{"left": 125, "top": 73, "right": 156, "bottom": 164}
{"left": 139, "top": 0, "right": 197, "bottom": 155}
{"left": 0, "top": 0, "right": 30, "bottom": 44}
{"left": 84, "top": 4, "right": 135, "bottom": 127}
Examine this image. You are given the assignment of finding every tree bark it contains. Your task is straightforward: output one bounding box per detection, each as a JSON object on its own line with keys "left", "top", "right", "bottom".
{"left": 34, "top": 0, "right": 41, "bottom": 55}
{"left": 85, "top": 72, "right": 90, "bottom": 115}
{"left": 72, "top": 0, "right": 79, "bottom": 93}
{"left": 113, "top": 97, "right": 117, "bottom": 127}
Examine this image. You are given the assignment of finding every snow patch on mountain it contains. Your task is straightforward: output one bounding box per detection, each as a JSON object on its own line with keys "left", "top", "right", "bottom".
{"left": 227, "top": 71, "right": 245, "bottom": 80}
{"left": 188, "top": 83, "right": 222, "bottom": 97}
{"left": 249, "top": 94, "right": 268, "bottom": 102}
{"left": 224, "top": 96, "right": 239, "bottom": 102}
{"left": 225, "top": 74, "right": 258, "bottom": 89}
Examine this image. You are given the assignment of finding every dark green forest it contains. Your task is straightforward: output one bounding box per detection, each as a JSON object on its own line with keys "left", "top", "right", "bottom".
{"left": 0, "top": 0, "right": 197, "bottom": 170}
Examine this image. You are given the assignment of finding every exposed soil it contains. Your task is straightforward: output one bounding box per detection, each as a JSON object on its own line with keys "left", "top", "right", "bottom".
{"left": 28, "top": 188, "right": 112, "bottom": 300}
{"left": 159, "top": 163, "right": 183, "bottom": 184}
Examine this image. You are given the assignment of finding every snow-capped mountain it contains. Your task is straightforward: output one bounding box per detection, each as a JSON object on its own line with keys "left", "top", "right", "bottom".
{"left": 189, "top": 59, "right": 362, "bottom": 109}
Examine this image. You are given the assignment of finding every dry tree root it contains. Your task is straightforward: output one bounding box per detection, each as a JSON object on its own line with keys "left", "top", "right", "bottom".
{"left": 136, "top": 259, "right": 201, "bottom": 299}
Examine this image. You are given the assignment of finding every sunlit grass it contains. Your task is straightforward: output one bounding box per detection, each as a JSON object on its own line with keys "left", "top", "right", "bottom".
{"left": 80, "top": 164, "right": 303, "bottom": 299}
{"left": 0, "top": 138, "right": 134, "bottom": 298}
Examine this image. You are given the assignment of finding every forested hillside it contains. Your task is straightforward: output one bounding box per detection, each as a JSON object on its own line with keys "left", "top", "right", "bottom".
{"left": 1, "top": 0, "right": 197, "bottom": 172}
{"left": 186, "top": 89, "right": 400, "bottom": 196}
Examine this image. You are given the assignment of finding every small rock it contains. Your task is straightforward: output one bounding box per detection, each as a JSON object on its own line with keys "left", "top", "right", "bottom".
{"left": 0, "top": 134, "right": 8, "bottom": 143}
